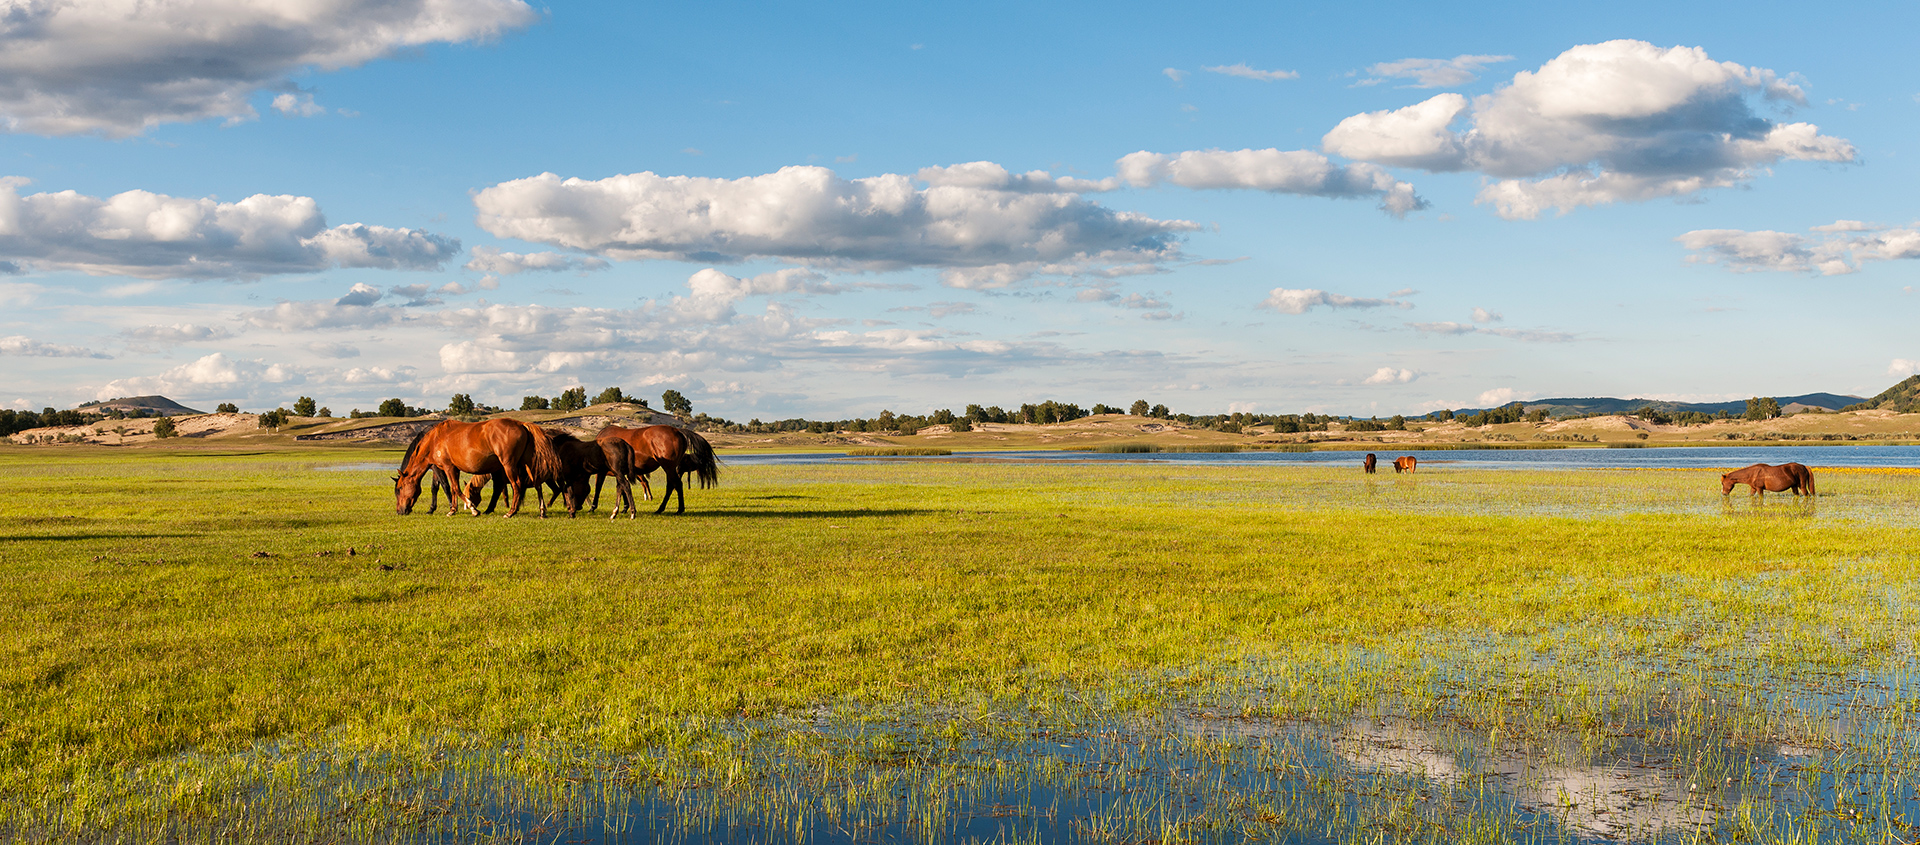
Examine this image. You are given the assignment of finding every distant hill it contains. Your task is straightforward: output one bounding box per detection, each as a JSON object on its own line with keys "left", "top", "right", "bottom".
{"left": 1451, "top": 392, "right": 1864, "bottom": 419}
{"left": 1843, "top": 376, "right": 1920, "bottom": 413}
{"left": 74, "top": 395, "right": 205, "bottom": 416}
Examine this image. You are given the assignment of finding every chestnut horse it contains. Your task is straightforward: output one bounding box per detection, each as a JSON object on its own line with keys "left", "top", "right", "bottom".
{"left": 1363, "top": 453, "right": 1377, "bottom": 474}
{"left": 392, "top": 419, "right": 559, "bottom": 517}
{"left": 1722, "top": 462, "right": 1815, "bottom": 497}
{"left": 592, "top": 424, "right": 720, "bottom": 514}
{"left": 1393, "top": 455, "right": 1417, "bottom": 473}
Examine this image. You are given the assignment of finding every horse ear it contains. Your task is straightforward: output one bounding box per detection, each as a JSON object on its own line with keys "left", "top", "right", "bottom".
{"left": 391, "top": 475, "right": 399, "bottom": 481}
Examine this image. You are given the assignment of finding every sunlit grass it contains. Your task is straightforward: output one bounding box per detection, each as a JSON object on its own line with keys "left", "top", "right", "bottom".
{"left": 2, "top": 447, "right": 1918, "bottom": 841}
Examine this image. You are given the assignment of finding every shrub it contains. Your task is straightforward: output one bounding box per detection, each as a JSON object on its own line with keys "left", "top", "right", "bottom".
{"left": 151, "top": 417, "right": 177, "bottom": 438}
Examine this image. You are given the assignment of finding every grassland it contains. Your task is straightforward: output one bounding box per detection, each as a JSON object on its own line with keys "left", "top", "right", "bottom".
{"left": 3, "top": 446, "right": 1920, "bottom": 842}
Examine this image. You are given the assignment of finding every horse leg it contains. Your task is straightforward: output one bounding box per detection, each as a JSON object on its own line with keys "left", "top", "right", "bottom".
{"left": 590, "top": 472, "right": 604, "bottom": 512}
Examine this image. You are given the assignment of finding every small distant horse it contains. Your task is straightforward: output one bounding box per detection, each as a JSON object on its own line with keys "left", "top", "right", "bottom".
{"left": 392, "top": 419, "right": 559, "bottom": 517}
{"left": 1393, "top": 456, "right": 1417, "bottom": 473}
{"left": 593, "top": 424, "right": 721, "bottom": 514}
{"left": 1363, "top": 453, "right": 1377, "bottom": 474}
{"left": 1723, "top": 462, "right": 1815, "bottom": 497}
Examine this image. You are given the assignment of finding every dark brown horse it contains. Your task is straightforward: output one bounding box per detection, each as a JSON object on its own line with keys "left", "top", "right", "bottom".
{"left": 392, "top": 418, "right": 560, "bottom": 517}
{"left": 1723, "top": 462, "right": 1815, "bottom": 497}
{"left": 542, "top": 431, "right": 637, "bottom": 518}
{"left": 1393, "top": 455, "right": 1417, "bottom": 473}
{"left": 1363, "top": 453, "right": 1377, "bottom": 474}
{"left": 592, "top": 424, "right": 720, "bottom": 513}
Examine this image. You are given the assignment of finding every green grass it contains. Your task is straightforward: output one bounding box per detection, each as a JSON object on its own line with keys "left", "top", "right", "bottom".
{"left": 3, "top": 447, "right": 1919, "bottom": 841}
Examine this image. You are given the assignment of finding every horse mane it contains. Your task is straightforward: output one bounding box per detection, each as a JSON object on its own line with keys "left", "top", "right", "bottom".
{"left": 397, "top": 420, "right": 444, "bottom": 475}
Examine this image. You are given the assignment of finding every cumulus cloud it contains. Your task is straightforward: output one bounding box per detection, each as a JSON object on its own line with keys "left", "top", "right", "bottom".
{"left": 472, "top": 165, "right": 1194, "bottom": 270}
{"left": 1358, "top": 54, "right": 1514, "bottom": 88}
{"left": 1364, "top": 366, "right": 1416, "bottom": 384}
{"left": 1891, "top": 359, "right": 1920, "bottom": 378}
{"left": 1471, "top": 307, "right": 1502, "bottom": 323}
{"left": 1, "top": 335, "right": 109, "bottom": 358}
{"left": 1479, "top": 387, "right": 1517, "bottom": 406}
{"left": 307, "top": 341, "right": 360, "bottom": 359}
{"left": 0, "top": 179, "right": 459, "bottom": 279}
{"left": 1677, "top": 221, "right": 1920, "bottom": 276}
{"left": 119, "top": 323, "right": 234, "bottom": 345}
{"left": 96, "top": 352, "right": 296, "bottom": 399}
{"left": 1163, "top": 68, "right": 1188, "bottom": 83}
{"left": 1259, "top": 287, "right": 1410, "bottom": 314}
{"left": 1323, "top": 40, "right": 1856, "bottom": 218}
{"left": 915, "top": 161, "right": 1118, "bottom": 193}
{"left": 1202, "top": 64, "right": 1298, "bottom": 81}
{"left": 0, "top": 0, "right": 537, "bottom": 137}
{"left": 463, "top": 246, "right": 610, "bottom": 275}
{"left": 271, "top": 92, "right": 325, "bottom": 118}
{"left": 1116, "top": 148, "right": 1425, "bottom": 216}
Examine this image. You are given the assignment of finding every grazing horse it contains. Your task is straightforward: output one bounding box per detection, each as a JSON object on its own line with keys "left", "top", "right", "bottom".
{"left": 1393, "top": 455, "right": 1417, "bottom": 473}
{"left": 539, "top": 431, "right": 637, "bottom": 518}
{"left": 592, "top": 424, "right": 720, "bottom": 514}
{"left": 1363, "top": 453, "right": 1377, "bottom": 474}
{"left": 392, "top": 419, "right": 559, "bottom": 517}
{"left": 1722, "top": 462, "right": 1814, "bottom": 497}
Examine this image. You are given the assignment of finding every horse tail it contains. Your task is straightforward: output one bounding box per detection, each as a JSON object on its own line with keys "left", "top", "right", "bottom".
{"left": 398, "top": 421, "right": 443, "bottom": 475}
{"left": 526, "top": 421, "right": 563, "bottom": 484}
{"left": 683, "top": 429, "right": 720, "bottom": 489}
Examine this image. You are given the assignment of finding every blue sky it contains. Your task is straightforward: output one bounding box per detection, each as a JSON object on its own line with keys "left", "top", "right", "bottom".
{"left": 2, "top": 0, "right": 1916, "bottom": 419}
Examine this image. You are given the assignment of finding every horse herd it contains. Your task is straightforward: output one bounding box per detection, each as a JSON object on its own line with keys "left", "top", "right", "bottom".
{"left": 392, "top": 419, "right": 720, "bottom": 518}
{"left": 1361, "top": 452, "right": 1818, "bottom": 497}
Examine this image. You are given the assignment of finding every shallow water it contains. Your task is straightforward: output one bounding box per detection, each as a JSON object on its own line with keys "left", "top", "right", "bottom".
{"left": 729, "top": 444, "right": 1920, "bottom": 471}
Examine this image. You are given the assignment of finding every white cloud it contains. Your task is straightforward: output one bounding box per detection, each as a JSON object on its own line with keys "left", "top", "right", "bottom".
{"left": 1323, "top": 40, "right": 1856, "bottom": 218}
{"left": 1479, "top": 387, "right": 1516, "bottom": 406}
{"left": 271, "top": 92, "right": 325, "bottom": 118}
{"left": 1364, "top": 366, "right": 1416, "bottom": 384}
{"left": 1202, "top": 64, "right": 1298, "bottom": 81}
{"left": 96, "top": 352, "right": 297, "bottom": 398}
{"left": 1677, "top": 221, "right": 1920, "bottom": 276}
{"left": 306, "top": 341, "right": 360, "bottom": 359}
{"left": 1408, "top": 321, "right": 1576, "bottom": 342}
{"left": 0, "top": 335, "right": 109, "bottom": 358}
{"left": 463, "top": 246, "right": 610, "bottom": 275}
{"left": 0, "top": 179, "right": 459, "bottom": 279}
{"left": 472, "top": 165, "right": 1195, "bottom": 270}
{"left": 1163, "top": 68, "right": 1188, "bottom": 83}
{"left": 1259, "top": 287, "right": 1410, "bottom": 314}
{"left": 1116, "top": 148, "right": 1425, "bottom": 216}
{"left": 1359, "top": 54, "right": 1514, "bottom": 88}
{"left": 1471, "top": 307, "right": 1502, "bottom": 323}
{"left": 914, "top": 161, "right": 1118, "bottom": 193}
{"left": 1891, "top": 359, "right": 1920, "bottom": 378}
{"left": 119, "top": 323, "right": 233, "bottom": 345}
{"left": 0, "top": 0, "right": 537, "bottom": 137}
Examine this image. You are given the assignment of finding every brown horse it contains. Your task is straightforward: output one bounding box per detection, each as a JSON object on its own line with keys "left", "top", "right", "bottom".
{"left": 1722, "top": 462, "right": 1815, "bottom": 497}
{"left": 1393, "top": 455, "right": 1417, "bottom": 473}
{"left": 392, "top": 418, "right": 560, "bottom": 517}
{"left": 545, "top": 431, "right": 638, "bottom": 518}
{"left": 1363, "top": 453, "right": 1377, "bottom": 474}
{"left": 592, "top": 424, "right": 720, "bottom": 513}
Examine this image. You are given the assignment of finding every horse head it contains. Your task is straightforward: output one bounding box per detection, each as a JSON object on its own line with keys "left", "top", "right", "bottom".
{"left": 1719, "top": 473, "right": 1734, "bottom": 496}
{"left": 394, "top": 471, "right": 422, "bottom": 515}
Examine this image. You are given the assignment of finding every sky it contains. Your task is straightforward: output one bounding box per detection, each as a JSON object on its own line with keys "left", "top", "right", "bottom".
{"left": 1, "top": 0, "right": 1917, "bottom": 420}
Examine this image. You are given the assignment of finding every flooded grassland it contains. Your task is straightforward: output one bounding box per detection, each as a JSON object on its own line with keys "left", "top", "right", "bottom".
{"left": 2, "top": 448, "right": 1918, "bottom": 843}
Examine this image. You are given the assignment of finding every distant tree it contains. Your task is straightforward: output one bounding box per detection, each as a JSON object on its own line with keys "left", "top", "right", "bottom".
{"left": 553, "top": 387, "right": 588, "bottom": 412}
{"left": 930, "top": 408, "right": 956, "bottom": 424}
{"left": 1388, "top": 415, "right": 1408, "bottom": 430}
{"left": 520, "top": 395, "right": 550, "bottom": 411}
{"left": 215, "top": 402, "right": 240, "bottom": 414}
{"left": 876, "top": 409, "right": 897, "bottom": 431}
{"left": 592, "top": 387, "right": 626, "bottom": 406}
{"left": 259, "top": 409, "right": 290, "bottom": 430}
{"left": 447, "top": 394, "right": 477, "bottom": 416}
{"left": 151, "top": 416, "right": 177, "bottom": 438}
{"left": 1129, "top": 399, "right": 1149, "bottom": 417}
{"left": 949, "top": 417, "right": 972, "bottom": 432}
{"left": 377, "top": 398, "right": 407, "bottom": 417}
{"left": 1149, "top": 404, "right": 1168, "bottom": 419}
{"left": 660, "top": 389, "right": 692, "bottom": 416}
{"left": 292, "top": 396, "right": 317, "bottom": 417}
{"left": 1744, "top": 396, "right": 1781, "bottom": 421}
{"left": 317, "top": 407, "right": 332, "bottom": 418}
